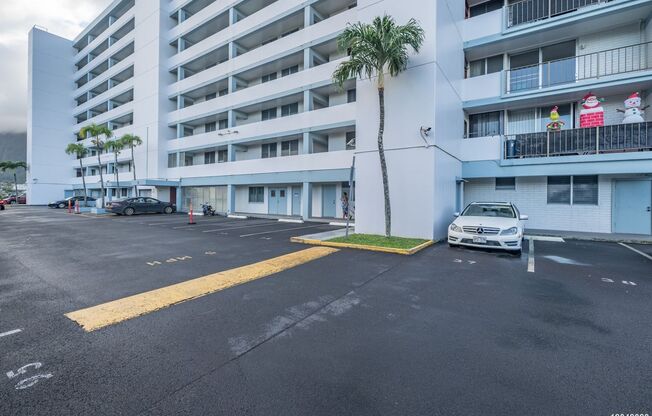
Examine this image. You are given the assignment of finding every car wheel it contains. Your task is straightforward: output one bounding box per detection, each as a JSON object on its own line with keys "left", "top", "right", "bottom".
{"left": 10, "top": 200, "right": 16, "bottom": 205}
{"left": 58, "top": 203, "right": 66, "bottom": 209}
{"left": 124, "top": 207, "right": 135, "bottom": 216}
{"left": 164, "top": 206, "right": 173, "bottom": 214}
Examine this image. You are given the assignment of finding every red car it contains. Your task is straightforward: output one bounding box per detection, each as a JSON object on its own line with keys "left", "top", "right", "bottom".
{"left": 0, "top": 194, "right": 26, "bottom": 205}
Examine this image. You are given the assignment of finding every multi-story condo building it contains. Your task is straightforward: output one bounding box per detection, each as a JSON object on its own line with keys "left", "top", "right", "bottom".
{"left": 27, "top": 0, "right": 652, "bottom": 239}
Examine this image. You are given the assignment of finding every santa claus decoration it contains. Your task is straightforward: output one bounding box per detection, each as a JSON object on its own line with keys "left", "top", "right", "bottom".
{"left": 579, "top": 92, "right": 605, "bottom": 128}
{"left": 617, "top": 92, "right": 649, "bottom": 124}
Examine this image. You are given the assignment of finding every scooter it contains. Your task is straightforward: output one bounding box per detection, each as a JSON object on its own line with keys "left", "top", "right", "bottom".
{"left": 202, "top": 203, "right": 216, "bottom": 216}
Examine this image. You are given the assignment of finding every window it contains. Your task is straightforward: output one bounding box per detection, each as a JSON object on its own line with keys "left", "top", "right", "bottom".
{"left": 261, "top": 37, "right": 277, "bottom": 46}
{"left": 469, "top": 0, "right": 503, "bottom": 17}
{"left": 468, "top": 55, "right": 503, "bottom": 78}
{"left": 496, "top": 177, "right": 516, "bottom": 190}
{"left": 219, "top": 88, "right": 228, "bottom": 97}
{"left": 547, "top": 176, "right": 571, "bottom": 204}
{"left": 218, "top": 149, "right": 228, "bottom": 163}
{"left": 281, "top": 65, "right": 299, "bottom": 77}
{"left": 262, "top": 72, "right": 277, "bottom": 83}
{"left": 184, "top": 154, "right": 194, "bottom": 167}
{"left": 111, "top": 189, "right": 117, "bottom": 197}
{"left": 121, "top": 188, "right": 128, "bottom": 197}
{"left": 262, "top": 143, "right": 277, "bottom": 158}
{"left": 167, "top": 153, "right": 177, "bottom": 168}
{"left": 76, "top": 169, "right": 82, "bottom": 178}
{"left": 183, "top": 126, "right": 194, "bottom": 137}
{"left": 468, "top": 111, "right": 502, "bottom": 137}
{"left": 204, "top": 151, "right": 216, "bottom": 164}
{"left": 205, "top": 122, "right": 217, "bottom": 133}
{"left": 346, "top": 131, "right": 356, "bottom": 150}
{"left": 205, "top": 92, "right": 217, "bottom": 100}
{"left": 281, "top": 28, "right": 299, "bottom": 37}
{"left": 262, "top": 108, "right": 277, "bottom": 121}
{"left": 248, "top": 186, "right": 264, "bottom": 203}
{"left": 572, "top": 175, "right": 598, "bottom": 205}
{"left": 281, "top": 140, "right": 299, "bottom": 156}
{"left": 347, "top": 89, "right": 357, "bottom": 103}
{"left": 90, "top": 168, "right": 97, "bottom": 175}
{"left": 281, "top": 102, "right": 299, "bottom": 117}
{"left": 219, "top": 119, "right": 228, "bottom": 129}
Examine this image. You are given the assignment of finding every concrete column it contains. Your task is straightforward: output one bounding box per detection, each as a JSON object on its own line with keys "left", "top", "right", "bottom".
{"left": 176, "top": 124, "right": 183, "bottom": 139}
{"left": 177, "top": 67, "right": 185, "bottom": 81}
{"left": 229, "top": 8, "right": 238, "bottom": 25}
{"left": 227, "top": 184, "right": 236, "bottom": 213}
{"left": 303, "top": 90, "right": 312, "bottom": 112}
{"left": 177, "top": 38, "right": 186, "bottom": 53}
{"left": 176, "top": 186, "right": 183, "bottom": 209}
{"left": 228, "top": 76, "right": 235, "bottom": 94}
{"left": 303, "top": 48, "right": 312, "bottom": 69}
{"left": 108, "top": 100, "right": 115, "bottom": 110}
{"left": 301, "top": 182, "right": 312, "bottom": 220}
{"left": 228, "top": 110, "right": 236, "bottom": 128}
{"left": 228, "top": 42, "right": 237, "bottom": 59}
{"left": 227, "top": 143, "right": 236, "bottom": 161}
{"left": 178, "top": 9, "right": 187, "bottom": 24}
{"left": 108, "top": 15, "right": 116, "bottom": 26}
{"left": 177, "top": 95, "right": 185, "bottom": 110}
{"left": 302, "top": 132, "right": 311, "bottom": 154}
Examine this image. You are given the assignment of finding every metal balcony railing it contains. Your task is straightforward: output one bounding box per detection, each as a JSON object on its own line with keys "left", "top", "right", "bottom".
{"left": 506, "top": 41, "right": 652, "bottom": 93}
{"left": 507, "top": 0, "right": 610, "bottom": 28}
{"left": 503, "top": 121, "right": 652, "bottom": 159}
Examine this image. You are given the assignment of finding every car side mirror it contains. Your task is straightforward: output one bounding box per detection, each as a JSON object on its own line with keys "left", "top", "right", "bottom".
{"left": 453, "top": 212, "right": 460, "bottom": 217}
{"left": 520, "top": 214, "right": 529, "bottom": 220}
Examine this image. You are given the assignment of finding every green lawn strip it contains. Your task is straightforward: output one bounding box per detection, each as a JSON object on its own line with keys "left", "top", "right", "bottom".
{"left": 328, "top": 234, "right": 429, "bottom": 250}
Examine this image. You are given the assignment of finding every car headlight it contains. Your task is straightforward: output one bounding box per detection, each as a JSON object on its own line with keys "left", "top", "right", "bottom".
{"left": 449, "top": 223, "right": 463, "bottom": 233}
{"left": 500, "top": 227, "right": 518, "bottom": 236}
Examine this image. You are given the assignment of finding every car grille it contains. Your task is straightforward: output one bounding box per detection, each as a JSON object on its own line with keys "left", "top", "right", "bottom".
{"left": 462, "top": 226, "right": 500, "bottom": 235}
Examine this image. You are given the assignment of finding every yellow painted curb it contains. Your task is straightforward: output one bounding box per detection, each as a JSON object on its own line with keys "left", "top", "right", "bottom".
{"left": 65, "top": 246, "right": 338, "bottom": 332}
{"left": 290, "top": 237, "right": 435, "bottom": 255}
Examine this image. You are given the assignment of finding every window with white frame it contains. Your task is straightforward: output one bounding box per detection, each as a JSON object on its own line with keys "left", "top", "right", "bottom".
{"left": 204, "top": 151, "right": 216, "bottom": 164}
{"left": 281, "top": 65, "right": 299, "bottom": 77}
{"left": 467, "top": 111, "right": 502, "bottom": 138}
{"left": 262, "top": 143, "right": 277, "bottom": 158}
{"left": 547, "top": 175, "right": 597, "bottom": 205}
{"left": 281, "top": 102, "right": 299, "bottom": 117}
{"left": 262, "top": 108, "right": 277, "bottom": 121}
{"left": 167, "top": 153, "right": 177, "bottom": 168}
{"left": 262, "top": 72, "right": 277, "bottom": 83}
{"left": 468, "top": 55, "right": 503, "bottom": 78}
{"left": 281, "top": 140, "right": 299, "bottom": 156}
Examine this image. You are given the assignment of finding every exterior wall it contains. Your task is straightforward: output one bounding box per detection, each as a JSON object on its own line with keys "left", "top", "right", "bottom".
{"left": 464, "top": 176, "right": 614, "bottom": 233}
{"left": 27, "top": 29, "right": 74, "bottom": 204}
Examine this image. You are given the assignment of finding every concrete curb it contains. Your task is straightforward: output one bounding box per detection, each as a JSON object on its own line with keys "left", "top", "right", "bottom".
{"left": 290, "top": 236, "right": 435, "bottom": 255}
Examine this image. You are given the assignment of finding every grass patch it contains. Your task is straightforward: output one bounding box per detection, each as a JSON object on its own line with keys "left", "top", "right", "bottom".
{"left": 328, "top": 234, "right": 429, "bottom": 250}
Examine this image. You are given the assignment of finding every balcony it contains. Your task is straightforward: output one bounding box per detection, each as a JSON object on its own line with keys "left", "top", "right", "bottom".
{"left": 505, "top": 41, "right": 652, "bottom": 94}
{"left": 503, "top": 121, "right": 652, "bottom": 159}
{"left": 506, "top": 0, "right": 611, "bottom": 28}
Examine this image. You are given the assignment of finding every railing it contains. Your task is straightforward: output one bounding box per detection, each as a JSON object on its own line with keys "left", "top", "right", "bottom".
{"left": 507, "top": 0, "right": 610, "bottom": 28}
{"left": 504, "top": 121, "right": 652, "bottom": 159}
{"left": 506, "top": 41, "right": 652, "bottom": 93}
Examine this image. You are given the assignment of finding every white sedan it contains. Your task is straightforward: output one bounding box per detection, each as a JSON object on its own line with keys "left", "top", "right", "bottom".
{"left": 448, "top": 202, "right": 528, "bottom": 255}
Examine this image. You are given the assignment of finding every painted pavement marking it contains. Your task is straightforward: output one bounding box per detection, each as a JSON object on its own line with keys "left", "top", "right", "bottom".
{"left": 65, "top": 247, "right": 339, "bottom": 332}
{"left": 618, "top": 242, "right": 652, "bottom": 261}
{"left": 239, "top": 224, "right": 326, "bottom": 238}
{"left": 0, "top": 329, "right": 22, "bottom": 338}
{"left": 527, "top": 238, "right": 535, "bottom": 273}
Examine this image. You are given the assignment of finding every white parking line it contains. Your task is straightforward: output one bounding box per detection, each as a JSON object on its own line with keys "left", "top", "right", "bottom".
{"left": 202, "top": 221, "right": 278, "bottom": 233}
{"left": 618, "top": 242, "right": 652, "bottom": 261}
{"left": 239, "top": 224, "right": 326, "bottom": 238}
{"left": 0, "top": 329, "right": 22, "bottom": 338}
{"left": 527, "top": 238, "right": 535, "bottom": 273}
{"left": 527, "top": 235, "right": 565, "bottom": 242}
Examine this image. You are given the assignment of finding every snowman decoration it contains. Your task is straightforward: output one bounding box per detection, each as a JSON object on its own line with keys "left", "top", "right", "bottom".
{"left": 617, "top": 92, "right": 649, "bottom": 124}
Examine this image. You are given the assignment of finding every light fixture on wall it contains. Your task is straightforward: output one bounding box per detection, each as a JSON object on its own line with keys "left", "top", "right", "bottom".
{"left": 420, "top": 126, "right": 432, "bottom": 146}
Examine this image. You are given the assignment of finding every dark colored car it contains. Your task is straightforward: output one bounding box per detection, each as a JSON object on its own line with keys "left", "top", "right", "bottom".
{"left": 48, "top": 196, "right": 97, "bottom": 209}
{"left": 106, "top": 197, "right": 176, "bottom": 216}
{"left": 1, "top": 194, "right": 26, "bottom": 205}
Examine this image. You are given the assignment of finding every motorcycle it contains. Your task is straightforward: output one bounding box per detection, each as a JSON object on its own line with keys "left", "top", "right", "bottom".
{"left": 202, "top": 203, "right": 216, "bottom": 216}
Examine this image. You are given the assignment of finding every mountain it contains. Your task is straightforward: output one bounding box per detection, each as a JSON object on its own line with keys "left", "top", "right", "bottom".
{"left": 0, "top": 132, "right": 27, "bottom": 183}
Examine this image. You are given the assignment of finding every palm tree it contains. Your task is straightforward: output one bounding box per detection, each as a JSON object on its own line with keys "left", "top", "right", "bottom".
{"left": 119, "top": 134, "right": 143, "bottom": 197}
{"left": 0, "top": 161, "right": 28, "bottom": 204}
{"left": 65, "top": 143, "right": 89, "bottom": 207}
{"left": 333, "top": 15, "right": 424, "bottom": 237}
{"left": 79, "top": 123, "right": 112, "bottom": 208}
{"left": 104, "top": 139, "right": 125, "bottom": 192}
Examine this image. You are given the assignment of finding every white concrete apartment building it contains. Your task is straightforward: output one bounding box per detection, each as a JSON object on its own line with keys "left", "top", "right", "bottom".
{"left": 27, "top": 0, "right": 652, "bottom": 239}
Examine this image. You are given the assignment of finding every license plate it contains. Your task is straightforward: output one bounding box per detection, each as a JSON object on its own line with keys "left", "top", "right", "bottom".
{"left": 473, "top": 236, "right": 487, "bottom": 244}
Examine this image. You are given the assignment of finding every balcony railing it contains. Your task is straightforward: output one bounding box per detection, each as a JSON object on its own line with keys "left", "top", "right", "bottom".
{"left": 506, "top": 41, "right": 652, "bottom": 93}
{"left": 504, "top": 121, "right": 652, "bottom": 159}
{"left": 507, "top": 0, "right": 610, "bottom": 28}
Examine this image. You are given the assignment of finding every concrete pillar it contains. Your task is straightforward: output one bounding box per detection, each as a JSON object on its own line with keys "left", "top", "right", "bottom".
{"left": 302, "top": 132, "right": 311, "bottom": 154}
{"left": 177, "top": 95, "right": 185, "bottom": 110}
{"left": 108, "top": 15, "right": 116, "bottom": 26}
{"left": 228, "top": 76, "right": 235, "bottom": 94}
{"left": 229, "top": 42, "right": 237, "bottom": 59}
{"left": 176, "top": 124, "right": 183, "bottom": 139}
{"left": 301, "top": 182, "right": 312, "bottom": 220}
{"left": 227, "top": 184, "right": 236, "bottom": 213}
{"left": 303, "top": 47, "right": 312, "bottom": 69}
{"left": 177, "top": 67, "right": 185, "bottom": 81}
{"left": 228, "top": 110, "right": 236, "bottom": 128}
{"left": 178, "top": 38, "right": 186, "bottom": 53}
{"left": 227, "top": 143, "right": 236, "bottom": 161}
{"left": 229, "top": 8, "right": 238, "bottom": 25}
{"left": 303, "top": 90, "right": 313, "bottom": 112}
{"left": 108, "top": 100, "right": 115, "bottom": 110}
{"left": 176, "top": 186, "right": 183, "bottom": 209}
{"left": 178, "top": 9, "right": 187, "bottom": 23}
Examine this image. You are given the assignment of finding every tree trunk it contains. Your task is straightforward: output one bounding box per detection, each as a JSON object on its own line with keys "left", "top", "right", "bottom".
{"left": 96, "top": 141, "right": 105, "bottom": 208}
{"left": 79, "top": 159, "right": 88, "bottom": 207}
{"left": 131, "top": 146, "right": 138, "bottom": 197}
{"left": 377, "top": 87, "right": 391, "bottom": 237}
{"left": 114, "top": 154, "right": 120, "bottom": 189}
{"left": 13, "top": 172, "right": 18, "bottom": 205}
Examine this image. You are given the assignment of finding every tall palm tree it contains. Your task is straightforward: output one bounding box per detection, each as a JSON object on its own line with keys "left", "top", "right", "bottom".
{"left": 333, "top": 15, "right": 424, "bottom": 237}
{"left": 104, "top": 139, "right": 125, "bottom": 192}
{"left": 79, "top": 123, "right": 112, "bottom": 208}
{"left": 119, "top": 134, "right": 143, "bottom": 197}
{"left": 0, "top": 161, "right": 28, "bottom": 204}
{"left": 65, "top": 143, "right": 89, "bottom": 207}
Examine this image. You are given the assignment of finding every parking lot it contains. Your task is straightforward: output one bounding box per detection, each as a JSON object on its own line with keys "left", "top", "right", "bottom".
{"left": 1, "top": 206, "right": 651, "bottom": 415}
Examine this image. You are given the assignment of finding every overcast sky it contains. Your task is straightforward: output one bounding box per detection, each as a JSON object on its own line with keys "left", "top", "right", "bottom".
{"left": 0, "top": 0, "right": 111, "bottom": 133}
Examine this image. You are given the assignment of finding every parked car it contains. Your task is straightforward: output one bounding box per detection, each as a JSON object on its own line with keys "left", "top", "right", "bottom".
{"left": 1, "top": 194, "right": 26, "bottom": 204}
{"left": 48, "top": 196, "right": 97, "bottom": 209}
{"left": 106, "top": 197, "right": 176, "bottom": 216}
{"left": 448, "top": 202, "right": 528, "bottom": 255}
